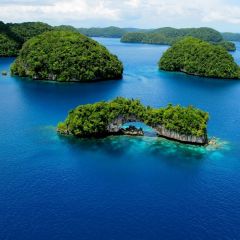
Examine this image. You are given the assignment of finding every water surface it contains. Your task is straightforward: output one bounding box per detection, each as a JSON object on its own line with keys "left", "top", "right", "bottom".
{"left": 0, "top": 39, "right": 240, "bottom": 240}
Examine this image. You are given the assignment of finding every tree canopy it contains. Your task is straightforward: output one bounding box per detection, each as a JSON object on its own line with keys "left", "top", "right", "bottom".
{"left": 78, "top": 26, "right": 127, "bottom": 38}
{"left": 11, "top": 30, "right": 123, "bottom": 82}
{"left": 77, "top": 26, "right": 150, "bottom": 38}
{"left": 58, "top": 97, "right": 209, "bottom": 139}
{"left": 0, "top": 33, "right": 20, "bottom": 56}
{"left": 222, "top": 32, "right": 240, "bottom": 42}
{"left": 121, "top": 27, "right": 235, "bottom": 51}
{"left": 1, "top": 22, "right": 237, "bottom": 56}
{"left": 54, "top": 25, "right": 79, "bottom": 33}
{"left": 0, "top": 21, "right": 53, "bottom": 56}
{"left": 159, "top": 37, "right": 240, "bottom": 79}
{"left": 215, "top": 41, "right": 236, "bottom": 51}
{"left": 8, "top": 22, "right": 53, "bottom": 42}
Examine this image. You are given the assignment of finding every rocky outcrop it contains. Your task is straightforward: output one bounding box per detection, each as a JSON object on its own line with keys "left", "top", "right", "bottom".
{"left": 58, "top": 98, "right": 209, "bottom": 146}
{"left": 107, "top": 115, "right": 208, "bottom": 145}
{"left": 120, "top": 126, "right": 144, "bottom": 136}
{"left": 1, "top": 71, "right": 7, "bottom": 76}
{"left": 107, "top": 115, "right": 141, "bottom": 133}
{"left": 154, "top": 125, "right": 208, "bottom": 145}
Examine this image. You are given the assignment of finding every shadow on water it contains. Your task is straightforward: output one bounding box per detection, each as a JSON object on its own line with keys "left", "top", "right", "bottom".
{"left": 158, "top": 70, "right": 240, "bottom": 90}
{"left": 53, "top": 130, "right": 230, "bottom": 170}
{"left": 57, "top": 133, "right": 217, "bottom": 162}
{"left": 6, "top": 75, "right": 126, "bottom": 124}
{"left": 11, "top": 75, "right": 124, "bottom": 108}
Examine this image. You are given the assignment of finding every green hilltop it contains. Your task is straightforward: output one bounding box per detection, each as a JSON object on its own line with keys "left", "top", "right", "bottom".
{"left": 121, "top": 27, "right": 236, "bottom": 51}
{"left": 58, "top": 97, "right": 209, "bottom": 145}
{"left": 0, "top": 21, "right": 81, "bottom": 57}
{"left": 221, "top": 32, "right": 240, "bottom": 42}
{"left": 78, "top": 26, "right": 127, "bottom": 38}
{"left": 1, "top": 22, "right": 238, "bottom": 56}
{"left": 0, "top": 21, "right": 53, "bottom": 56}
{"left": 78, "top": 26, "right": 150, "bottom": 38}
{"left": 11, "top": 30, "right": 123, "bottom": 82}
{"left": 159, "top": 37, "right": 240, "bottom": 79}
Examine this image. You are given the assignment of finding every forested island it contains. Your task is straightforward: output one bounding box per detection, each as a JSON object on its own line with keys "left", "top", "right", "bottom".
{"left": 159, "top": 37, "right": 240, "bottom": 79}
{"left": 58, "top": 97, "right": 209, "bottom": 145}
{"left": 55, "top": 25, "right": 79, "bottom": 33}
{"left": 1, "top": 21, "right": 238, "bottom": 57}
{"left": 78, "top": 26, "right": 149, "bottom": 38}
{"left": 0, "top": 21, "right": 53, "bottom": 56}
{"left": 77, "top": 26, "right": 240, "bottom": 47}
{"left": 11, "top": 30, "right": 123, "bottom": 82}
{"left": 121, "top": 27, "right": 236, "bottom": 51}
{"left": 78, "top": 26, "right": 127, "bottom": 38}
{"left": 0, "top": 21, "right": 83, "bottom": 57}
{"left": 0, "top": 22, "right": 146, "bottom": 55}
{"left": 222, "top": 32, "right": 240, "bottom": 42}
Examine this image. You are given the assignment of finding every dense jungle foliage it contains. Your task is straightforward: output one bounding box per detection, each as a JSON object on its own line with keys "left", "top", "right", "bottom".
{"left": 222, "top": 32, "right": 240, "bottom": 42}
{"left": 159, "top": 37, "right": 240, "bottom": 79}
{"left": 1, "top": 22, "right": 237, "bottom": 56}
{"left": 121, "top": 27, "right": 235, "bottom": 51}
{"left": 215, "top": 41, "right": 236, "bottom": 51}
{"left": 78, "top": 26, "right": 127, "bottom": 38}
{"left": 58, "top": 97, "right": 209, "bottom": 138}
{"left": 54, "top": 25, "right": 79, "bottom": 32}
{"left": 78, "top": 26, "right": 150, "bottom": 38}
{"left": 11, "top": 30, "right": 123, "bottom": 82}
{"left": 0, "top": 21, "right": 53, "bottom": 56}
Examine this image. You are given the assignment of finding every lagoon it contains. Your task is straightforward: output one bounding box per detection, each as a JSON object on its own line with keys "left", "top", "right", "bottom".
{"left": 0, "top": 38, "right": 240, "bottom": 239}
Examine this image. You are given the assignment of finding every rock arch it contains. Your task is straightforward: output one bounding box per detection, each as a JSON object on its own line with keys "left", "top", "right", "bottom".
{"left": 58, "top": 98, "right": 209, "bottom": 146}
{"left": 107, "top": 114, "right": 143, "bottom": 133}
{"left": 107, "top": 114, "right": 207, "bottom": 145}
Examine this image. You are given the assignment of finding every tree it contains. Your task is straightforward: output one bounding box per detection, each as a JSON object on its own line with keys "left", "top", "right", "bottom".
{"left": 159, "top": 37, "right": 240, "bottom": 79}
{"left": 11, "top": 30, "right": 123, "bottom": 82}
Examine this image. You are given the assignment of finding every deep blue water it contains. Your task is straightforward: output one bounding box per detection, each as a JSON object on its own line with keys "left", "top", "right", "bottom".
{"left": 0, "top": 39, "right": 240, "bottom": 240}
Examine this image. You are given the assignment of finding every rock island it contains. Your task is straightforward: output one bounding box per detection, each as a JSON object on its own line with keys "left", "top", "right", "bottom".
{"left": 58, "top": 97, "right": 209, "bottom": 145}
{"left": 159, "top": 37, "right": 240, "bottom": 79}
{"left": 11, "top": 30, "right": 123, "bottom": 82}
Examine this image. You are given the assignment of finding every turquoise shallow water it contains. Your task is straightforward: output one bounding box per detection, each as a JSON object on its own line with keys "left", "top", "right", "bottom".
{"left": 0, "top": 39, "right": 240, "bottom": 239}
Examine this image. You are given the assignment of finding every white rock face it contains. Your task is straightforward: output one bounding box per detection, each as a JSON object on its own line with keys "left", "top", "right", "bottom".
{"left": 107, "top": 115, "right": 140, "bottom": 133}
{"left": 107, "top": 115, "right": 208, "bottom": 145}
{"left": 155, "top": 125, "right": 208, "bottom": 145}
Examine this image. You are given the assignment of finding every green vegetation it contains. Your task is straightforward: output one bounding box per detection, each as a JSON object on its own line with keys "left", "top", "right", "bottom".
{"left": 151, "top": 27, "right": 223, "bottom": 42}
{"left": 215, "top": 41, "right": 236, "bottom": 51}
{"left": 121, "top": 27, "right": 235, "bottom": 51}
{"left": 11, "top": 30, "right": 123, "bottom": 82}
{"left": 78, "top": 26, "right": 126, "bottom": 38}
{"left": 222, "top": 32, "right": 240, "bottom": 42}
{"left": 0, "top": 32, "right": 20, "bottom": 56}
{"left": 1, "top": 22, "right": 237, "bottom": 56}
{"left": 0, "top": 21, "right": 53, "bottom": 56}
{"left": 0, "top": 21, "right": 21, "bottom": 56}
{"left": 8, "top": 22, "right": 53, "bottom": 42}
{"left": 54, "top": 25, "right": 79, "bottom": 32}
{"left": 76, "top": 26, "right": 238, "bottom": 51}
{"left": 159, "top": 37, "right": 240, "bottom": 79}
{"left": 78, "top": 26, "right": 150, "bottom": 38}
{"left": 58, "top": 97, "right": 209, "bottom": 139}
